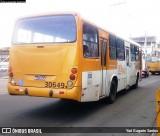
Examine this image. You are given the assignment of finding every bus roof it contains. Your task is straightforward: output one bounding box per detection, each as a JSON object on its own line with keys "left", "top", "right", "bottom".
{"left": 16, "top": 12, "right": 79, "bottom": 20}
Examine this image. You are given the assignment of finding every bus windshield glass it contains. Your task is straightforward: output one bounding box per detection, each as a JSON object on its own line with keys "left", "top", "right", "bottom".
{"left": 12, "top": 15, "right": 76, "bottom": 44}
{"left": 148, "top": 57, "right": 160, "bottom": 62}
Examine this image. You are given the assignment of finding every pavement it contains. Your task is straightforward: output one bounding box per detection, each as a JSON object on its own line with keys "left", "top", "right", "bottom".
{"left": 0, "top": 75, "right": 159, "bottom": 136}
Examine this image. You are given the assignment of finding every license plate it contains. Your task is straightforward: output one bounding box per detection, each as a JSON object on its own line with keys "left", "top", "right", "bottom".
{"left": 34, "top": 75, "right": 46, "bottom": 80}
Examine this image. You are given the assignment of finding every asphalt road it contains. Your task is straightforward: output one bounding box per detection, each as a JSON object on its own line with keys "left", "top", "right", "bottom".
{"left": 0, "top": 75, "right": 160, "bottom": 136}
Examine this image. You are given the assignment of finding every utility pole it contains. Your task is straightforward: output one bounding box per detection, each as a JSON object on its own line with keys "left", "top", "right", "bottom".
{"left": 144, "top": 32, "right": 147, "bottom": 58}
{"left": 144, "top": 32, "right": 148, "bottom": 73}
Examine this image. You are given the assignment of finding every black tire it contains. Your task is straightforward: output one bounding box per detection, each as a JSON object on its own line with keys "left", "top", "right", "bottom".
{"left": 151, "top": 72, "right": 155, "bottom": 75}
{"left": 107, "top": 80, "right": 117, "bottom": 104}
{"left": 133, "top": 75, "right": 139, "bottom": 89}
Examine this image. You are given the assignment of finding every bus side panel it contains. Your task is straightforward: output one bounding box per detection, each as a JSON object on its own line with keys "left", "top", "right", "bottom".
{"left": 81, "top": 71, "right": 101, "bottom": 102}
{"left": 117, "top": 61, "right": 126, "bottom": 91}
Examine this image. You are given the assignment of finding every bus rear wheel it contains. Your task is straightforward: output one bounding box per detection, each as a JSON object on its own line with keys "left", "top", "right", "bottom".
{"left": 132, "top": 75, "right": 139, "bottom": 89}
{"left": 107, "top": 80, "right": 117, "bottom": 104}
{"left": 151, "top": 72, "right": 155, "bottom": 75}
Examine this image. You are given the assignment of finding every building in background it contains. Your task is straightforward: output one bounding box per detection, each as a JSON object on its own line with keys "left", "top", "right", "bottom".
{"left": 0, "top": 47, "right": 9, "bottom": 73}
{"left": 132, "top": 36, "right": 160, "bottom": 76}
{"left": 131, "top": 36, "right": 160, "bottom": 58}
{"left": 0, "top": 47, "right": 9, "bottom": 62}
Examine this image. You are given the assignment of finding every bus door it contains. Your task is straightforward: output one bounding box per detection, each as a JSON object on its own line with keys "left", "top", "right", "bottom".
{"left": 125, "top": 47, "right": 130, "bottom": 86}
{"left": 100, "top": 38, "right": 107, "bottom": 97}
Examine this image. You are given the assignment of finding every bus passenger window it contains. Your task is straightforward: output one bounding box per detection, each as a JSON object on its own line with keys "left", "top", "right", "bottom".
{"left": 131, "top": 44, "right": 136, "bottom": 61}
{"left": 83, "top": 23, "right": 99, "bottom": 58}
{"left": 117, "top": 38, "right": 125, "bottom": 61}
{"left": 83, "top": 45, "right": 90, "bottom": 57}
{"left": 135, "top": 46, "right": 139, "bottom": 61}
{"left": 109, "top": 34, "right": 117, "bottom": 60}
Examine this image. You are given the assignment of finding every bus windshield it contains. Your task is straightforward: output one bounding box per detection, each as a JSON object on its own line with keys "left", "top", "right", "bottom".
{"left": 12, "top": 15, "right": 76, "bottom": 44}
{"left": 148, "top": 57, "right": 160, "bottom": 62}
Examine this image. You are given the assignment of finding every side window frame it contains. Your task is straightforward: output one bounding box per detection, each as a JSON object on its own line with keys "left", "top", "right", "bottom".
{"left": 117, "top": 38, "right": 125, "bottom": 61}
{"left": 135, "top": 46, "right": 139, "bottom": 61}
{"left": 83, "top": 23, "right": 99, "bottom": 58}
{"left": 109, "top": 34, "right": 117, "bottom": 60}
{"left": 131, "top": 44, "right": 136, "bottom": 61}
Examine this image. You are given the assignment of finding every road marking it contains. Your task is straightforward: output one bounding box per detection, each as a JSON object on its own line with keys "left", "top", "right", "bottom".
{"left": 140, "top": 78, "right": 159, "bottom": 86}
{"left": 151, "top": 133, "right": 156, "bottom": 136}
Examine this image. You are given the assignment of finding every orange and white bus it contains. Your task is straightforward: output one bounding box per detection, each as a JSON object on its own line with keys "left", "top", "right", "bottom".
{"left": 8, "top": 12, "right": 141, "bottom": 103}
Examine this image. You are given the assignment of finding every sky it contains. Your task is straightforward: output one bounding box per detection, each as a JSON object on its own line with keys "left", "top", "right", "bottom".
{"left": 0, "top": 0, "right": 160, "bottom": 47}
